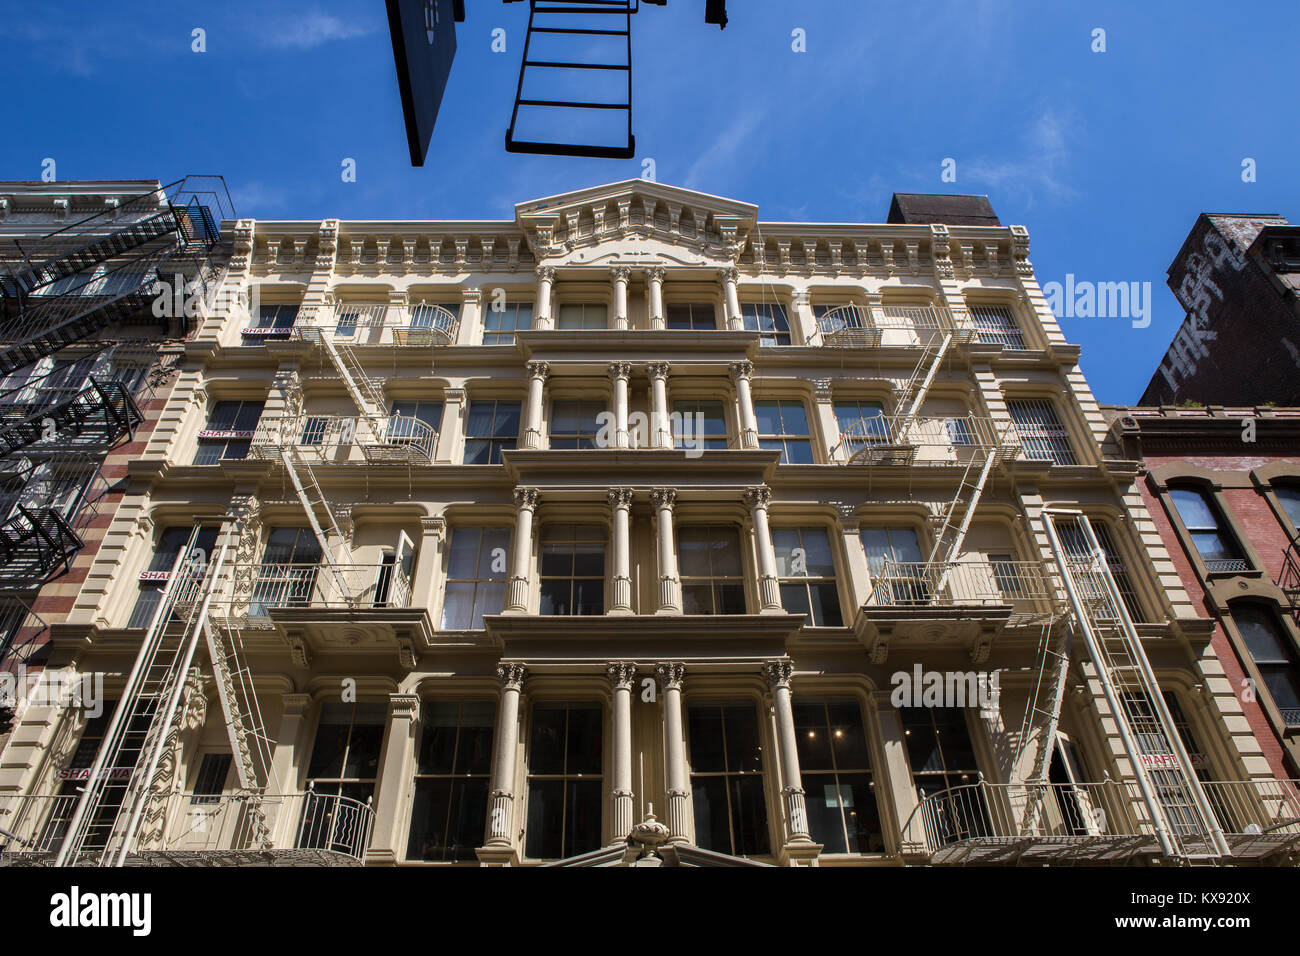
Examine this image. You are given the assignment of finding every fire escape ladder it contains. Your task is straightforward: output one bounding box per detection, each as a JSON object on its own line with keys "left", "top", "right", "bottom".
{"left": 505, "top": 0, "right": 636, "bottom": 159}
{"left": 0, "top": 377, "right": 142, "bottom": 457}
{"left": 277, "top": 446, "right": 354, "bottom": 600}
{"left": 1043, "top": 512, "right": 1231, "bottom": 861}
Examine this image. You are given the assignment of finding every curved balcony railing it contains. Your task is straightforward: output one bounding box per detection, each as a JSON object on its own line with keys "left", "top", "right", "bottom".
{"left": 0, "top": 789, "right": 374, "bottom": 864}
{"left": 252, "top": 413, "right": 438, "bottom": 464}
{"left": 834, "top": 414, "right": 1021, "bottom": 466}
{"left": 393, "top": 303, "right": 459, "bottom": 346}
{"left": 815, "top": 305, "right": 880, "bottom": 348}
{"left": 287, "top": 303, "right": 459, "bottom": 348}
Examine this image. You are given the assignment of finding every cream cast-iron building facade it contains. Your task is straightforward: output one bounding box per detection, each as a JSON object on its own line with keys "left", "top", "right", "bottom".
{"left": 1, "top": 180, "right": 1295, "bottom": 867}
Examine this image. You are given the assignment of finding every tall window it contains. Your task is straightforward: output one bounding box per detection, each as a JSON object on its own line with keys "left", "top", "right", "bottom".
{"left": 969, "top": 304, "right": 1026, "bottom": 348}
{"left": 191, "top": 753, "right": 233, "bottom": 805}
{"left": 482, "top": 302, "right": 532, "bottom": 345}
{"left": 548, "top": 400, "right": 603, "bottom": 450}
{"left": 1275, "top": 486, "right": 1300, "bottom": 532}
{"left": 128, "top": 525, "right": 220, "bottom": 629}
{"left": 688, "top": 702, "right": 770, "bottom": 857}
{"left": 389, "top": 399, "right": 442, "bottom": 444}
{"left": 1007, "top": 399, "right": 1076, "bottom": 465}
{"left": 250, "top": 527, "right": 322, "bottom": 616}
{"left": 794, "top": 699, "right": 883, "bottom": 853}
{"left": 741, "top": 303, "right": 792, "bottom": 346}
{"left": 755, "top": 400, "right": 813, "bottom": 464}
{"left": 334, "top": 303, "right": 383, "bottom": 338}
{"left": 1169, "top": 486, "right": 1248, "bottom": 573}
{"left": 539, "top": 525, "right": 605, "bottom": 616}
{"left": 441, "top": 527, "right": 510, "bottom": 629}
{"left": 1232, "top": 605, "right": 1300, "bottom": 728}
{"left": 305, "top": 703, "right": 386, "bottom": 800}
{"left": 194, "top": 400, "right": 263, "bottom": 464}
{"left": 243, "top": 304, "right": 298, "bottom": 342}
{"left": 673, "top": 399, "right": 728, "bottom": 450}
{"left": 666, "top": 303, "right": 716, "bottom": 331}
{"left": 772, "top": 527, "right": 842, "bottom": 626}
{"left": 556, "top": 303, "right": 607, "bottom": 331}
{"left": 406, "top": 700, "right": 495, "bottom": 861}
{"left": 1055, "top": 518, "right": 1144, "bottom": 621}
{"left": 525, "top": 702, "right": 603, "bottom": 859}
{"left": 900, "top": 707, "right": 987, "bottom": 841}
{"left": 861, "top": 527, "right": 928, "bottom": 603}
{"left": 834, "top": 399, "right": 890, "bottom": 445}
{"left": 464, "top": 400, "right": 520, "bottom": 465}
{"left": 679, "top": 526, "right": 746, "bottom": 614}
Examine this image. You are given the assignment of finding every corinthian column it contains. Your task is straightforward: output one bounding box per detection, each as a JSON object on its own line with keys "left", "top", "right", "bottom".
{"left": 746, "top": 486, "right": 783, "bottom": 613}
{"left": 504, "top": 488, "right": 539, "bottom": 613}
{"left": 485, "top": 663, "right": 526, "bottom": 850}
{"left": 651, "top": 488, "right": 681, "bottom": 614}
{"left": 655, "top": 662, "right": 689, "bottom": 842}
{"left": 720, "top": 267, "right": 743, "bottom": 331}
{"left": 611, "top": 266, "right": 631, "bottom": 331}
{"left": 647, "top": 362, "right": 671, "bottom": 449}
{"left": 607, "top": 662, "right": 637, "bottom": 843}
{"left": 608, "top": 488, "right": 634, "bottom": 614}
{"left": 535, "top": 266, "right": 555, "bottom": 330}
{"left": 609, "top": 362, "right": 631, "bottom": 449}
{"left": 764, "top": 660, "right": 813, "bottom": 847}
{"left": 647, "top": 266, "right": 666, "bottom": 330}
{"left": 731, "top": 361, "right": 759, "bottom": 449}
{"left": 522, "top": 361, "right": 549, "bottom": 450}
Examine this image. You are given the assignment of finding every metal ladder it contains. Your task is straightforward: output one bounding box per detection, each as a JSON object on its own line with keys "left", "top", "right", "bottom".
{"left": 1043, "top": 512, "right": 1230, "bottom": 860}
{"left": 505, "top": 0, "right": 636, "bottom": 158}
{"left": 277, "top": 446, "right": 353, "bottom": 600}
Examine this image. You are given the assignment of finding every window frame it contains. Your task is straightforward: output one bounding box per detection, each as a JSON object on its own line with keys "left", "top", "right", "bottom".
{"left": 1166, "top": 484, "right": 1251, "bottom": 574}
{"left": 754, "top": 398, "right": 815, "bottom": 464}
{"left": 481, "top": 300, "right": 533, "bottom": 345}
{"left": 463, "top": 399, "right": 521, "bottom": 465}
{"left": 677, "top": 524, "right": 748, "bottom": 615}
{"left": 1007, "top": 398, "right": 1077, "bottom": 466}
{"left": 439, "top": 526, "right": 511, "bottom": 630}
{"left": 771, "top": 526, "right": 844, "bottom": 627}
{"left": 740, "top": 302, "right": 792, "bottom": 347}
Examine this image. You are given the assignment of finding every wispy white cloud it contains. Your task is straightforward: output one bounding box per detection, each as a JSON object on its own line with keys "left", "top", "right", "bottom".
{"left": 230, "top": 180, "right": 292, "bottom": 215}
{"left": 962, "top": 107, "right": 1079, "bottom": 205}
{"left": 253, "top": 10, "right": 381, "bottom": 50}
{"left": 683, "top": 107, "right": 765, "bottom": 192}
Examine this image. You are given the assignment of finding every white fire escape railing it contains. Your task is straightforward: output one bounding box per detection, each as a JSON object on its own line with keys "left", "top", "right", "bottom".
{"left": 251, "top": 413, "right": 438, "bottom": 465}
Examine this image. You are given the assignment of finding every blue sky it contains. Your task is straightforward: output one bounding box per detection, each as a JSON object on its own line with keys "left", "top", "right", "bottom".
{"left": 2, "top": 0, "right": 1295, "bottom": 403}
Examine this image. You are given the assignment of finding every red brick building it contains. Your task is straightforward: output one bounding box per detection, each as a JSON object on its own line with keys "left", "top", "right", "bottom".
{"left": 1140, "top": 213, "right": 1300, "bottom": 406}
{"left": 1105, "top": 405, "right": 1300, "bottom": 776}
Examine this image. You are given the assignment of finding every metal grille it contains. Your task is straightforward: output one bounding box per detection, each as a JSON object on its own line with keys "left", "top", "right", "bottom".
{"left": 969, "top": 305, "right": 1026, "bottom": 348}
{"left": 1008, "top": 400, "right": 1076, "bottom": 465}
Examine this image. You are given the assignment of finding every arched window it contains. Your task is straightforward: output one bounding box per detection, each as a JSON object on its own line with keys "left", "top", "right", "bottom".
{"left": 1230, "top": 604, "right": 1300, "bottom": 729}
{"left": 1168, "top": 485, "right": 1248, "bottom": 572}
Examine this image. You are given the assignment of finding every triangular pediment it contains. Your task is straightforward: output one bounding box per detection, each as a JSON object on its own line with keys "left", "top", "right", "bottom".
{"left": 514, "top": 180, "right": 757, "bottom": 265}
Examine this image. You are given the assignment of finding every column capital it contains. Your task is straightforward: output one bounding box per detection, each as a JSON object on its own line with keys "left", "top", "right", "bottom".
{"left": 718, "top": 266, "right": 740, "bottom": 284}
{"left": 526, "top": 360, "right": 550, "bottom": 381}
{"left": 646, "top": 361, "right": 670, "bottom": 381}
{"left": 610, "top": 266, "right": 632, "bottom": 282}
{"left": 536, "top": 265, "right": 556, "bottom": 282}
{"left": 280, "top": 693, "right": 314, "bottom": 717}
{"left": 762, "top": 659, "right": 794, "bottom": 689}
{"left": 606, "top": 661, "right": 638, "bottom": 689}
{"left": 420, "top": 515, "right": 447, "bottom": 537}
{"left": 608, "top": 487, "right": 635, "bottom": 510}
{"left": 650, "top": 487, "right": 677, "bottom": 512}
{"left": 443, "top": 387, "right": 467, "bottom": 404}
{"left": 729, "top": 360, "right": 753, "bottom": 382}
{"left": 745, "top": 485, "right": 772, "bottom": 510}
{"left": 646, "top": 265, "right": 666, "bottom": 283}
{"left": 609, "top": 361, "right": 632, "bottom": 382}
{"left": 496, "top": 662, "right": 527, "bottom": 691}
{"left": 388, "top": 694, "right": 421, "bottom": 721}
{"left": 461, "top": 287, "right": 482, "bottom": 305}
{"left": 655, "top": 662, "right": 686, "bottom": 691}
{"left": 513, "top": 487, "right": 540, "bottom": 512}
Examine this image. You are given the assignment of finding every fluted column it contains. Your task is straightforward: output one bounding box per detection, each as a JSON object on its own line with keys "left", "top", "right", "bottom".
{"left": 731, "top": 361, "right": 759, "bottom": 449}
{"left": 522, "top": 361, "right": 549, "bottom": 449}
{"left": 535, "top": 266, "right": 555, "bottom": 330}
{"left": 647, "top": 362, "right": 671, "bottom": 449}
{"left": 652, "top": 488, "right": 682, "bottom": 614}
{"left": 608, "top": 488, "right": 634, "bottom": 615}
{"left": 611, "top": 266, "right": 631, "bottom": 331}
{"left": 656, "top": 662, "right": 689, "bottom": 841}
{"left": 607, "top": 662, "right": 637, "bottom": 843}
{"left": 505, "top": 488, "right": 539, "bottom": 613}
{"left": 647, "top": 266, "right": 666, "bottom": 330}
{"left": 721, "top": 267, "right": 743, "bottom": 330}
{"left": 764, "top": 659, "right": 812, "bottom": 844}
{"left": 609, "top": 362, "right": 631, "bottom": 449}
{"left": 746, "top": 486, "right": 783, "bottom": 612}
{"left": 486, "top": 663, "right": 526, "bottom": 846}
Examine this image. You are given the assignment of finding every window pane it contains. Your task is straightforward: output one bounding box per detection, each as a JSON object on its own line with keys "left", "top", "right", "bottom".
{"left": 1170, "top": 488, "right": 1218, "bottom": 530}
{"left": 1278, "top": 487, "right": 1300, "bottom": 529}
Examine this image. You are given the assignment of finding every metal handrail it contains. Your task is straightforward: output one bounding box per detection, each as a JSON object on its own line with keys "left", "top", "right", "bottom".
{"left": 868, "top": 557, "right": 1059, "bottom": 611}
{"left": 251, "top": 413, "right": 438, "bottom": 464}
{"left": 210, "top": 561, "right": 413, "bottom": 618}
{"left": 835, "top": 414, "right": 1021, "bottom": 465}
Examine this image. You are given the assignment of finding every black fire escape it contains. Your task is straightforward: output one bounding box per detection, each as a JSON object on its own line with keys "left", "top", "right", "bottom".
{"left": 0, "top": 177, "right": 231, "bottom": 590}
{"left": 1282, "top": 531, "right": 1300, "bottom": 625}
